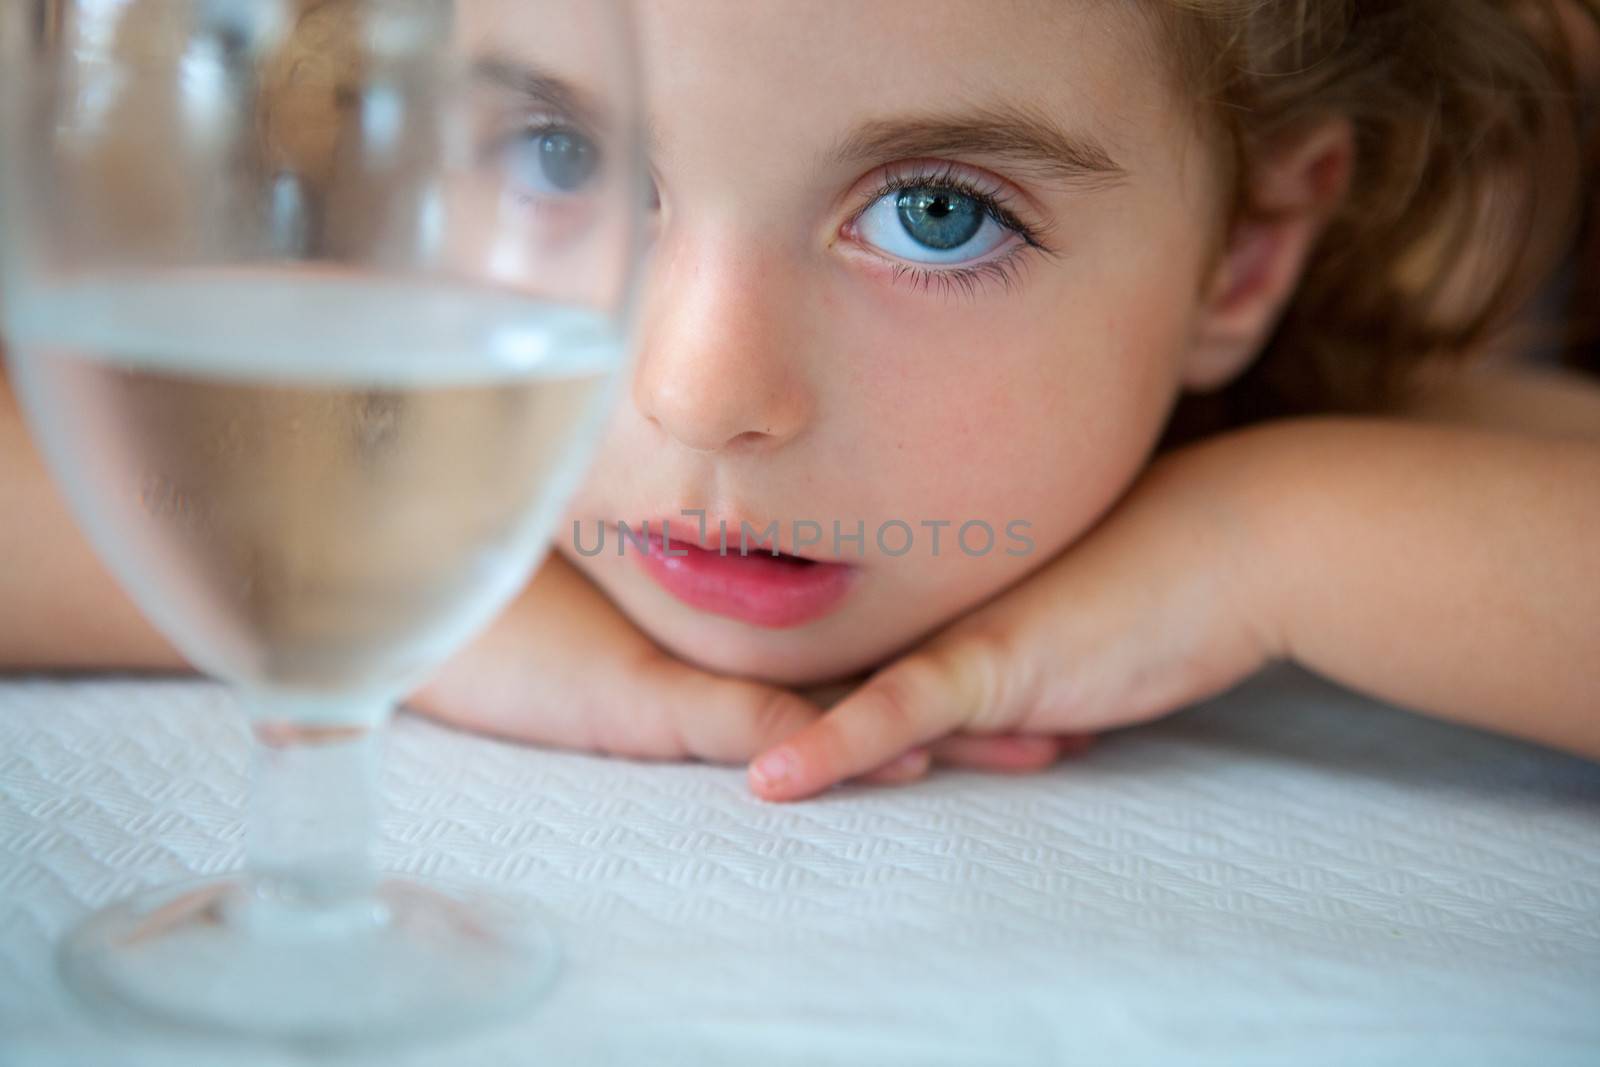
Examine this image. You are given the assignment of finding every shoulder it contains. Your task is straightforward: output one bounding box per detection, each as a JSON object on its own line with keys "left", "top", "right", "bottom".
{"left": 1396, "top": 359, "right": 1600, "bottom": 442}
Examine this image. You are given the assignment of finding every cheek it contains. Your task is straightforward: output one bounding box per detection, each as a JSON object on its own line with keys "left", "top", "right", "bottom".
{"left": 831, "top": 276, "right": 1191, "bottom": 547}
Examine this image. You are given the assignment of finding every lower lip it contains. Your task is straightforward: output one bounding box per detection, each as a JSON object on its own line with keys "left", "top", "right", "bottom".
{"left": 633, "top": 533, "right": 856, "bottom": 628}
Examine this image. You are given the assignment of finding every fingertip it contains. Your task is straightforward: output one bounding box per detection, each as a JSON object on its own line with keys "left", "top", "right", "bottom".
{"left": 747, "top": 745, "right": 816, "bottom": 802}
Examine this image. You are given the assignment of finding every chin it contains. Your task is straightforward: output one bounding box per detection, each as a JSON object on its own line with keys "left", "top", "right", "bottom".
{"left": 639, "top": 612, "right": 914, "bottom": 688}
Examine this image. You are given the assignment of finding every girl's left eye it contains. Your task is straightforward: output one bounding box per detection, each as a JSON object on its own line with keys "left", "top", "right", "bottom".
{"left": 854, "top": 185, "right": 1014, "bottom": 265}
{"left": 504, "top": 126, "right": 600, "bottom": 197}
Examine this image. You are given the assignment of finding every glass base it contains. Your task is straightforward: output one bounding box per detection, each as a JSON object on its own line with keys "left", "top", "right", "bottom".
{"left": 59, "top": 876, "right": 561, "bottom": 1049}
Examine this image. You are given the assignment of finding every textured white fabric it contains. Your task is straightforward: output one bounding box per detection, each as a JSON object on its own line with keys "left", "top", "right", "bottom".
{"left": 2, "top": 664, "right": 1598, "bottom": 1066}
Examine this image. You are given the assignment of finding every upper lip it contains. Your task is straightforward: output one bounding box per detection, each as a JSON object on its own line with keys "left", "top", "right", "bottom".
{"left": 619, "top": 513, "right": 842, "bottom": 563}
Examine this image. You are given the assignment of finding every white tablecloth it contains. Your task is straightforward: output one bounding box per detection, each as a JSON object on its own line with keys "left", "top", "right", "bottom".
{"left": 2, "top": 664, "right": 1598, "bottom": 1066}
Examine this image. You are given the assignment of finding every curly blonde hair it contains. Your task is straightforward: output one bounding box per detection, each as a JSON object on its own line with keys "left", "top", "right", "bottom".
{"left": 1151, "top": 0, "right": 1597, "bottom": 448}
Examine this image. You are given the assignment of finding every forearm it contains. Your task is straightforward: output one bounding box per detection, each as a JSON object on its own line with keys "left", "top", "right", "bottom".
{"left": 1241, "top": 417, "right": 1600, "bottom": 757}
{"left": 0, "top": 367, "right": 184, "bottom": 672}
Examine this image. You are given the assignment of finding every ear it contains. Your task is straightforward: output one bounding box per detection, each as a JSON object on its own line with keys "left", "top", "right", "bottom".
{"left": 1182, "top": 119, "right": 1355, "bottom": 393}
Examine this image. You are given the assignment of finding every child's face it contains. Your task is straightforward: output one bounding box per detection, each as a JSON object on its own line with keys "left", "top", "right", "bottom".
{"left": 561, "top": 1, "right": 1227, "bottom": 684}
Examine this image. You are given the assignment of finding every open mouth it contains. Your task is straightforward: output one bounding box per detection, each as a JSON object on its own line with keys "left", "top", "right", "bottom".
{"left": 631, "top": 531, "right": 856, "bottom": 628}
{"left": 732, "top": 545, "right": 818, "bottom": 567}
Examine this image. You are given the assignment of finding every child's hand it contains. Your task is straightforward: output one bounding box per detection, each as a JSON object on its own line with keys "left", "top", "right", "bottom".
{"left": 413, "top": 551, "right": 1074, "bottom": 780}
{"left": 411, "top": 551, "right": 827, "bottom": 764}
{"left": 745, "top": 433, "right": 1282, "bottom": 801}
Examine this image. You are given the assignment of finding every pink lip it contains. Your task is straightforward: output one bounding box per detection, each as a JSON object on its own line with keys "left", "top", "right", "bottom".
{"left": 633, "top": 531, "right": 857, "bottom": 628}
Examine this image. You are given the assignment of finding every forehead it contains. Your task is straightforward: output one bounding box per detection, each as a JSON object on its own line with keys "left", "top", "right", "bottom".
{"left": 631, "top": 0, "right": 1173, "bottom": 167}
{"left": 455, "top": 1, "right": 1196, "bottom": 202}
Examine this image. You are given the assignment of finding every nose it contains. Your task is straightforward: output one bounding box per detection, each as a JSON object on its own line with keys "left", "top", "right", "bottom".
{"left": 631, "top": 232, "right": 816, "bottom": 454}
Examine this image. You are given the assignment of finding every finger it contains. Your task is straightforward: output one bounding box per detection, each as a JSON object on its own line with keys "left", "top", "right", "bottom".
{"left": 653, "top": 665, "right": 824, "bottom": 764}
{"left": 930, "top": 733, "right": 1096, "bottom": 773}
{"left": 930, "top": 734, "right": 1063, "bottom": 772}
{"left": 416, "top": 640, "right": 820, "bottom": 765}
{"left": 857, "top": 746, "right": 933, "bottom": 786}
{"left": 747, "top": 642, "right": 998, "bottom": 801}
{"left": 1054, "top": 733, "right": 1097, "bottom": 758}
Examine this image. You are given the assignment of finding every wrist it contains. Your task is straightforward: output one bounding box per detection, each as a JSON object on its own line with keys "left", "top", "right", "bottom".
{"left": 1152, "top": 419, "right": 1317, "bottom": 667}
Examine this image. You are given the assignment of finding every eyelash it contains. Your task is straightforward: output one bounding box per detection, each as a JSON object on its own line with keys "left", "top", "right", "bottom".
{"left": 849, "top": 163, "right": 1057, "bottom": 297}
{"left": 480, "top": 116, "right": 591, "bottom": 207}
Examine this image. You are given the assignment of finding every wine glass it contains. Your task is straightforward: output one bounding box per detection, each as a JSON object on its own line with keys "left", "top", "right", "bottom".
{"left": 0, "top": 0, "right": 640, "bottom": 1045}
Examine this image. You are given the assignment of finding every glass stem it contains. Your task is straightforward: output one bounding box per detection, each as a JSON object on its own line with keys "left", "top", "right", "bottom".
{"left": 244, "top": 704, "right": 387, "bottom": 918}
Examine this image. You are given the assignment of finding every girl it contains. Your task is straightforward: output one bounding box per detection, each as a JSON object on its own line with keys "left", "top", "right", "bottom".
{"left": 3, "top": 0, "right": 1598, "bottom": 802}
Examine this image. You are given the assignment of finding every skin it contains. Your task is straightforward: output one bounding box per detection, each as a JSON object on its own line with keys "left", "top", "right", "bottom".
{"left": 745, "top": 415, "right": 1600, "bottom": 800}
{"left": 558, "top": 1, "right": 1229, "bottom": 687}
{"left": 2, "top": 0, "right": 1597, "bottom": 796}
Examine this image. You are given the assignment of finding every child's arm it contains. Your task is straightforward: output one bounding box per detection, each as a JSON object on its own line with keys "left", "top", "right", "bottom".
{"left": 746, "top": 374, "right": 1600, "bottom": 800}
{"left": 0, "top": 368, "right": 183, "bottom": 670}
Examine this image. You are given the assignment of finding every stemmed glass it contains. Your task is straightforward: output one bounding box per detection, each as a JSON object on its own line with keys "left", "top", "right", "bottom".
{"left": 0, "top": 0, "right": 640, "bottom": 1044}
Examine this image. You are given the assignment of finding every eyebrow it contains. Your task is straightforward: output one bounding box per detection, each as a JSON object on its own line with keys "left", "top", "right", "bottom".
{"left": 828, "top": 105, "right": 1128, "bottom": 190}
{"left": 470, "top": 56, "right": 611, "bottom": 130}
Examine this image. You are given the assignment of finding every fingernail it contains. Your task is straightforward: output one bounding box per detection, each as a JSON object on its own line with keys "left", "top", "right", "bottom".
{"left": 750, "top": 747, "right": 796, "bottom": 790}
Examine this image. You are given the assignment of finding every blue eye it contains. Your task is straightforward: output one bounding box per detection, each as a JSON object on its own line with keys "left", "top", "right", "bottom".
{"left": 855, "top": 184, "right": 1012, "bottom": 265}
{"left": 506, "top": 127, "right": 599, "bottom": 197}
